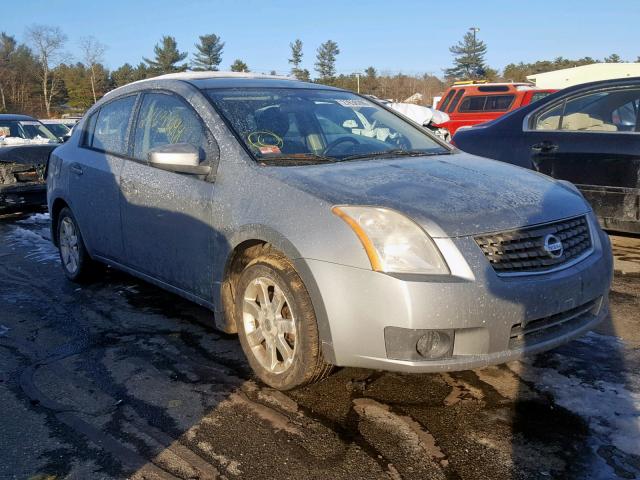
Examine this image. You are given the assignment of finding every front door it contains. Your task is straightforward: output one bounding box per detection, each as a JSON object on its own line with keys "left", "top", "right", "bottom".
{"left": 525, "top": 87, "right": 640, "bottom": 232}
{"left": 120, "top": 91, "right": 217, "bottom": 301}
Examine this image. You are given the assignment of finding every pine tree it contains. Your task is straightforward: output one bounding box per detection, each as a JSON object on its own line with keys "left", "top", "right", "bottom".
{"left": 192, "top": 34, "right": 224, "bottom": 71}
{"left": 288, "top": 39, "right": 308, "bottom": 80}
{"left": 315, "top": 40, "right": 340, "bottom": 82}
{"left": 230, "top": 59, "right": 249, "bottom": 72}
{"left": 444, "top": 30, "right": 487, "bottom": 80}
{"left": 143, "top": 36, "right": 188, "bottom": 74}
{"left": 604, "top": 53, "right": 622, "bottom": 63}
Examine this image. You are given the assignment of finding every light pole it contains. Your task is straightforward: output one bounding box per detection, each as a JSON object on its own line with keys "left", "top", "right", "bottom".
{"left": 351, "top": 72, "right": 363, "bottom": 93}
{"left": 469, "top": 26, "right": 480, "bottom": 44}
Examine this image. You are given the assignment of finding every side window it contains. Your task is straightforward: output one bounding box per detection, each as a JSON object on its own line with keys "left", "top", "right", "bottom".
{"left": 611, "top": 99, "right": 639, "bottom": 132}
{"left": 133, "top": 93, "right": 207, "bottom": 162}
{"left": 534, "top": 89, "right": 640, "bottom": 133}
{"left": 459, "top": 96, "right": 486, "bottom": 112}
{"left": 484, "top": 95, "right": 514, "bottom": 111}
{"left": 530, "top": 92, "right": 552, "bottom": 104}
{"left": 448, "top": 89, "right": 465, "bottom": 113}
{"left": 439, "top": 90, "right": 456, "bottom": 112}
{"left": 534, "top": 102, "right": 564, "bottom": 130}
{"left": 82, "top": 110, "right": 99, "bottom": 147}
{"left": 91, "top": 95, "right": 136, "bottom": 154}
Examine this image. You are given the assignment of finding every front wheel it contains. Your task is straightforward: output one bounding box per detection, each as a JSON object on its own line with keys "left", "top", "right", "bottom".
{"left": 235, "top": 246, "right": 332, "bottom": 390}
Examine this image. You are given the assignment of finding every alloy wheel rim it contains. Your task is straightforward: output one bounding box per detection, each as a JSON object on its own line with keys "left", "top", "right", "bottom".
{"left": 59, "top": 217, "right": 80, "bottom": 274}
{"left": 242, "top": 277, "right": 297, "bottom": 374}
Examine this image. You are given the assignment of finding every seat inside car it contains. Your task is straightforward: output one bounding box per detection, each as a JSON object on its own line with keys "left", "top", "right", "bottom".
{"left": 538, "top": 113, "right": 618, "bottom": 131}
{"left": 255, "top": 107, "right": 307, "bottom": 154}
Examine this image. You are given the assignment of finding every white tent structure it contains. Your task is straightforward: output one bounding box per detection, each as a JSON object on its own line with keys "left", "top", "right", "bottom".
{"left": 526, "top": 63, "right": 640, "bottom": 89}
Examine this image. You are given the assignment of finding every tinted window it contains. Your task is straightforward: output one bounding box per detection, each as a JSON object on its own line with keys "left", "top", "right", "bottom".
{"left": 530, "top": 92, "right": 552, "bottom": 104}
{"left": 133, "top": 93, "right": 206, "bottom": 161}
{"left": 458, "top": 95, "right": 514, "bottom": 112}
{"left": 91, "top": 96, "right": 136, "bottom": 154}
{"left": 535, "top": 102, "right": 563, "bottom": 130}
{"left": 448, "top": 89, "right": 465, "bottom": 112}
{"left": 439, "top": 89, "right": 456, "bottom": 111}
{"left": 534, "top": 89, "right": 640, "bottom": 132}
{"left": 611, "top": 99, "right": 639, "bottom": 131}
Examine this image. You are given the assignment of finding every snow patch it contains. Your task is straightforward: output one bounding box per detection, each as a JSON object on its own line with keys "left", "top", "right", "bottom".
{"left": 514, "top": 332, "right": 640, "bottom": 477}
{"left": 6, "top": 213, "right": 58, "bottom": 264}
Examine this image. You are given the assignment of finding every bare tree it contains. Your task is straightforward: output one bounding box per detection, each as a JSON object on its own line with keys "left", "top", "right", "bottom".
{"left": 25, "top": 25, "right": 67, "bottom": 117}
{"left": 79, "top": 36, "right": 106, "bottom": 103}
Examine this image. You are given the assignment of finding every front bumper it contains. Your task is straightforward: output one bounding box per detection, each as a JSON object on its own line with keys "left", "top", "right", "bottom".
{"left": 0, "top": 183, "right": 47, "bottom": 213}
{"left": 296, "top": 222, "right": 613, "bottom": 372}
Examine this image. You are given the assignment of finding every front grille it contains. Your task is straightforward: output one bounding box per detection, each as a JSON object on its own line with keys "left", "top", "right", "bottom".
{"left": 508, "top": 298, "right": 601, "bottom": 349}
{"left": 474, "top": 215, "right": 592, "bottom": 275}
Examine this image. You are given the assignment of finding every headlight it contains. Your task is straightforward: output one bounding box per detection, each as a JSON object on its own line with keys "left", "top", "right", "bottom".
{"left": 332, "top": 206, "right": 449, "bottom": 275}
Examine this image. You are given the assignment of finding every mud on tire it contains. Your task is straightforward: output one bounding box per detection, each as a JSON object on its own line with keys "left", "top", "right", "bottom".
{"left": 235, "top": 244, "right": 333, "bottom": 390}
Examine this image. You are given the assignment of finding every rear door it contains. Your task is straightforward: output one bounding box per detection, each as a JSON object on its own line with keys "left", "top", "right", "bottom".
{"left": 524, "top": 86, "right": 640, "bottom": 232}
{"left": 70, "top": 94, "right": 137, "bottom": 259}
{"left": 120, "top": 91, "right": 217, "bottom": 301}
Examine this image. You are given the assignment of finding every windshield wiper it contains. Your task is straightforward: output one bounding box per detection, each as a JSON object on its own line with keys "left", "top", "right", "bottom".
{"left": 258, "top": 153, "right": 337, "bottom": 165}
{"left": 339, "top": 149, "right": 442, "bottom": 162}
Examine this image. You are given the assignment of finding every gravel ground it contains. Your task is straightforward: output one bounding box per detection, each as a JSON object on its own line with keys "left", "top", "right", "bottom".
{"left": 0, "top": 212, "right": 638, "bottom": 480}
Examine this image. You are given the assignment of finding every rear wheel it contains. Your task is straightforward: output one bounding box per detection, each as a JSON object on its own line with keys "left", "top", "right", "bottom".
{"left": 57, "top": 207, "right": 101, "bottom": 282}
{"left": 235, "top": 246, "right": 332, "bottom": 390}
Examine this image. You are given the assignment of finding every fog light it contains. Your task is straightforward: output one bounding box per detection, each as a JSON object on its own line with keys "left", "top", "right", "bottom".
{"left": 416, "top": 331, "right": 452, "bottom": 359}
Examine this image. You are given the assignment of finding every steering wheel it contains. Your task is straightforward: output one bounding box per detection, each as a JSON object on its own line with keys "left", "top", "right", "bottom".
{"left": 323, "top": 136, "right": 361, "bottom": 155}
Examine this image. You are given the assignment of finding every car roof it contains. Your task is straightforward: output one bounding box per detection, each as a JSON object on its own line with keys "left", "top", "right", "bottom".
{"left": 0, "top": 113, "right": 37, "bottom": 121}
{"left": 105, "top": 71, "right": 342, "bottom": 98}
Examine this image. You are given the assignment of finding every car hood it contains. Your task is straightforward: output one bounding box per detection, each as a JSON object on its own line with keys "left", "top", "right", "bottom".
{"left": 268, "top": 152, "right": 590, "bottom": 238}
{"left": 0, "top": 144, "right": 58, "bottom": 165}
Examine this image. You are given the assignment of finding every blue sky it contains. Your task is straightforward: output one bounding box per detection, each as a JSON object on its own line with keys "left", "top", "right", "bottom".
{"left": 4, "top": 0, "right": 639, "bottom": 76}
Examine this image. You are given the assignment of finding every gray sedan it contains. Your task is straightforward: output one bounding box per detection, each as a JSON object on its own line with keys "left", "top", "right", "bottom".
{"left": 47, "top": 72, "right": 613, "bottom": 390}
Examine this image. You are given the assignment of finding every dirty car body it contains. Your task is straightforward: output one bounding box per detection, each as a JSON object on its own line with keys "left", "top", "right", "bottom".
{"left": 0, "top": 114, "right": 59, "bottom": 213}
{"left": 47, "top": 73, "right": 613, "bottom": 389}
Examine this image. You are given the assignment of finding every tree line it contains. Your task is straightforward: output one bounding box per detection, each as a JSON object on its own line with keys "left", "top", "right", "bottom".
{"left": 0, "top": 24, "right": 633, "bottom": 118}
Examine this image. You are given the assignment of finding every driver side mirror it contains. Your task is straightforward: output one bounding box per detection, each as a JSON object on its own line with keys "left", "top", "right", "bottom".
{"left": 148, "top": 143, "right": 211, "bottom": 175}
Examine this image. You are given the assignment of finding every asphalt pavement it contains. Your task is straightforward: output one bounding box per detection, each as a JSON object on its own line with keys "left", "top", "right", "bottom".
{"left": 1, "top": 213, "right": 638, "bottom": 480}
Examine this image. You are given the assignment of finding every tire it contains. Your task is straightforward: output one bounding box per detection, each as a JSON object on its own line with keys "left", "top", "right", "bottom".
{"left": 235, "top": 245, "right": 332, "bottom": 390}
{"left": 57, "top": 207, "right": 101, "bottom": 283}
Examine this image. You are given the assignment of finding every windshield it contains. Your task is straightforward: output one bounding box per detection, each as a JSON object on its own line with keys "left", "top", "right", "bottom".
{"left": 0, "top": 120, "right": 60, "bottom": 143}
{"left": 43, "top": 123, "right": 70, "bottom": 137}
{"left": 205, "top": 88, "right": 448, "bottom": 164}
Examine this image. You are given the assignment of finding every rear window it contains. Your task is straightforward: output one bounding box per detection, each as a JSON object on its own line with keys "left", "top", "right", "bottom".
{"left": 458, "top": 95, "right": 515, "bottom": 112}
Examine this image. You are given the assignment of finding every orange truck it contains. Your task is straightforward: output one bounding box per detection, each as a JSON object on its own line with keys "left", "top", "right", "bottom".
{"left": 434, "top": 81, "right": 557, "bottom": 136}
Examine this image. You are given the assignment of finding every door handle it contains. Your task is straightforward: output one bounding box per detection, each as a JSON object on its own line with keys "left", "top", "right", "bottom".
{"left": 70, "top": 164, "right": 84, "bottom": 175}
{"left": 531, "top": 141, "right": 558, "bottom": 153}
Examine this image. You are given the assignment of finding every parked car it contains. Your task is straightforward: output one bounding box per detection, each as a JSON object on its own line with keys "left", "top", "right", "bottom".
{"left": 40, "top": 119, "right": 73, "bottom": 141}
{"left": 0, "top": 114, "right": 60, "bottom": 213}
{"left": 47, "top": 72, "right": 612, "bottom": 390}
{"left": 452, "top": 77, "right": 640, "bottom": 234}
{"left": 365, "top": 96, "right": 452, "bottom": 141}
{"left": 434, "top": 81, "right": 557, "bottom": 136}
